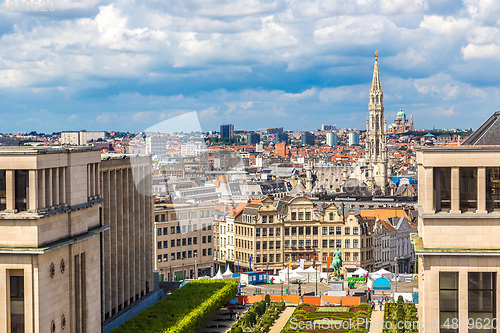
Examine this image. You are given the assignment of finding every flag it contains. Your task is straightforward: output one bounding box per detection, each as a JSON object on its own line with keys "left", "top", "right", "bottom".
{"left": 266, "top": 261, "right": 269, "bottom": 271}
{"left": 300, "top": 258, "right": 305, "bottom": 269}
{"left": 249, "top": 256, "right": 252, "bottom": 271}
{"left": 312, "top": 258, "right": 316, "bottom": 269}
{"left": 238, "top": 259, "right": 240, "bottom": 272}
{"left": 288, "top": 260, "right": 291, "bottom": 270}
{"left": 327, "top": 256, "right": 331, "bottom": 270}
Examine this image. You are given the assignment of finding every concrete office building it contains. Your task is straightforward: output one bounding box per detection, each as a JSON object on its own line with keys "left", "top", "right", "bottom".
{"left": 274, "top": 133, "right": 288, "bottom": 144}
{"left": 246, "top": 133, "right": 260, "bottom": 145}
{"left": 100, "top": 154, "right": 154, "bottom": 326}
{"left": 302, "top": 133, "right": 315, "bottom": 146}
{"left": 61, "top": 131, "right": 106, "bottom": 145}
{"left": 348, "top": 132, "right": 359, "bottom": 146}
{"left": 220, "top": 124, "right": 234, "bottom": 139}
{"left": 0, "top": 146, "right": 105, "bottom": 333}
{"left": 413, "top": 112, "right": 500, "bottom": 333}
{"left": 154, "top": 201, "right": 214, "bottom": 280}
{"left": 326, "top": 132, "right": 338, "bottom": 147}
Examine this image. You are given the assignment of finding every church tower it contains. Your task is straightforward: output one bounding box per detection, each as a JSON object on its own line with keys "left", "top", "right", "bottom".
{"left": 365, "top": 51, "right": 388, "bottom": 193}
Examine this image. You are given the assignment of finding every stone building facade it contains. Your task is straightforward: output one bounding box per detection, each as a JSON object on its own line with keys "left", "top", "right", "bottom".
{"left": 0, "top": 147, "right": 105, "bottom": 333}
{"left": 214, "top": 196, "right": 374, "bottom": 274}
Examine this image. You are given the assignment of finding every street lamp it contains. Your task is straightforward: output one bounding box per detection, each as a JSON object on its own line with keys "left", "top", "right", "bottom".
{"left": 394, "top": 256, "right": 398, "bottom": 293}
{"left": 194, "top": 252, "right": 198, "bottom": 279}
{"left": 182, "top": 259, "right": 185, "bottom": 281}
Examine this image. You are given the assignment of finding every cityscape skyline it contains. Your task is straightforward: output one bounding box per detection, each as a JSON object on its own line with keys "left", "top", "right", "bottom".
{"left": 0, "top": 1, "right": 500, "bottom": 133}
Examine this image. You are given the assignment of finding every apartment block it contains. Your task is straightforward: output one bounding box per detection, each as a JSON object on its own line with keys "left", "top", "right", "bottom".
{"left": 154, "top": 201, "right": 214, "bottom": 280}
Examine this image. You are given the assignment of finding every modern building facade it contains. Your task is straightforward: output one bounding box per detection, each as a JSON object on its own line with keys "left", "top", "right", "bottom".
{"left": 246, "top": 133, "right": 260, "bottom": 145}
{"left": 348, "top": 132, "right": 359, "bottom": 146}
{"left": 0, "top": 146, "right": 105, "bottom": 333}
{"left": 326, "top": 132, "right": 338, "bottom": 147}
{"left": 414, "top": 115, "right": 500, "bottom": 332}
{"left": 154, "top": 201, "right": 214, "bottom": 281}
{"left": 302, "top": 133, "right": 315, "bottom": 146}
{"left": 220, "top": 124, "right": 234, "bottom": 139}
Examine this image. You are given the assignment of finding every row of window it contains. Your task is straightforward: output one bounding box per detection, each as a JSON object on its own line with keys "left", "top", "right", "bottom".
{"left": 156, "top": 248, "right": 212, "bottom": 262}
{"left": 157, "top": 236, "right": 211, "bottom": 249}
{"left": 290, "top": 212, "right": 312, "bottom": 220}
{"left": 234, "top": 226, "right": 361, "bottom": 237}
{"left": 156, "top": 223, "right": 211, "bottom": 236}
{"left": 154, "top": 210, "right": 211, "bottom": 222}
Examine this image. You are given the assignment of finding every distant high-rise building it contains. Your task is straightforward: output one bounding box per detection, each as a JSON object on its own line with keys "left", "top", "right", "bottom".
{"left": 322, "top": 124, "right": 337, "bottom": 131}
{"left": 326, "top": 132, "right": 338, "bottom": 146}
{"left": 220, "top": 124, "right": 234, "bottom": 139}
{"left": 274, "top": 133, "right": 288, "bottom": 144}
{"left": 246, "top": 132, "right": 260, "bottom": 145}
{"left": 302, "top": 132, "right": 315, "bottom": 146}
{"left": 267, "top": 127, "right": 283, "bottom": 135}
{"left": 61, "top": 130, "right": 106, "bottom": 145}
{"left": 348, "top": 132, "right": 360, "bottom": 145}
{"left": 145, "top": 135, "right": 167, "bottom": 158}
{"left": 365, "top": 51, "right": 388, "bottom": 193}
{"left": 275, "top": 142, "right": 288, "bottom": 157}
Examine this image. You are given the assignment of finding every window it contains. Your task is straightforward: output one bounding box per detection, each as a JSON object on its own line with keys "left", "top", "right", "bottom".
{"left": 0, "top": 170, "right": 5, "bottom": 211}
{"left": 486, "top": 167, "right": 500, "bottom": 212}
{"left": 336, "top": 227, "right": 341, "bottom": 235}
{"left": 188, "top": 225, "right": 191, "bottom": 233}
{"left": 262, "top": 216, "right": 267, "bottom": 223}
{"left": 276, "top": 241, "right": 281, "bottom": 249}
{"left": 434, "top": 167, "right": 451, "bottom": 212}
{"left": 468, "top": 272, "right": 496, "bottom": 333}
{"left": 292, "top": 240, "right": 297, "bottom": 247}
{"left": 345, "top": 227, "right": 350, "bottom": 235}
{"left": 161, "top": 214, "right": 165, "bottom": 222}
{"left": 353, "top": 227, "right": 358, "bottom": 235}
{"left": 306, "top": 240, "right": 311, "bottom": 247}
{"left": 193, "top": 224, "right": 198, "bottom": 231}
{"left": 163, "top": 241, "right": 168, "bottom": 248}
{"left": 202, "top": 223, "right": 207, "bottom": 231}
{"left": 202, "top": 236, "right": 206, "bottom": 244}
{"left": 269, "top": 254, "right": 274, "bottom": 262}
{"left": 269, "top": 216, "right": 274, "bottom": 223}
{"left": 269, "top": 241, "right": 274, "bottom": 249}
{"left": 322, "top": 227, "right": 327, "bottom": 235}
{"left": 291, "top": 212, "right": 296, "bottom": 220}
{"left": 157, "top": 229, "right": 161, "bottom": 236}
{"left": 188, "top": 238, "right": 192, "bottom": 245}
{"left": 313, "top": 227, "right": 318, "bottom": 235}
{"left": 177, "top": 252, "right": 181, "bottom": 260}
{"left": 15, "top": 170, "right": 27, "bottom": 212}
{"left": 440, "top": 272, "right": 458, "bottom": 333}
{"left": 305, "top": 212, "right": 311, "bottom": 220}
{"left": 207, "top": 224, "right": 212, "bottom": 230}
{"left": 256, "top": 242, "right": 261, "bottom": 250}
{"left": 298, "top": 212, "right": 304, "bottom": 220}
{"left": 171, "top": 226, "right": 175, "bottom": 234}
{"left": 208, "top": 248, "right": 212, "bottom": 255}
{"left": 329, "top": 227, "right": 335, "bottom": 235}
{"left": 313, "top": 239, "right": 318, "bottom": 247}
{"left": 171, "top": 240, "right": 175, "bottom": 247}
{"left": 171, "top": 253, "right": 175, "bottom": 260}
{"left": 203, "top": 249, "right": 207, "bottom": 256}
{"left": 323, "top": 240, "right": 328, "bottom": 247}
{"left": 291, "top": 227, "right": 297, "bottom": 235}
{"left": 182, "top": 238, "right": 186, "bottom": 246}
{"left": 353, "top": 239, "right": 358, "bottom": 248}
{"left": 298, "top": 227, "right": 304, "bottom": 235}
{"left": 460, "top": 168, "right": 477, "bottom": 212}
{"left": 256, "top": 228, "right": 261, "bottom": 237}
{"left": 305, "top": 227, "right": 311, "bottom": 235}
{"left": 176, "top": 226, "right": 181, "bottom": 234}
{"left": 336, "top": 240, "right": 341, "bottom": 248}
{"left": 176, "top": 239, "right": 181, "bottom": 247}
{"left": 285, "top": 240, "right": 290, "bottom": 248}
{"left": 193, "top": 237, "right": 197, "bottom": 245}
{"left": 269, "top": 228, "right": 274, "bottom": 236}
{"left": 329, "top": 212, "right": 334, "bottom": 220}
{"left": 263, "top": 241, "right": 267, "bottom": 250}
{"left": 208, "top": 236, "right": 212, "bottom": 243}
{"left": 157, "top": 242, "right": 162, "bottom": 249}
{"left": 276, "top": 228, "right": 280, "bottom": 236}
{"left": 298, "top": 240, "right": 304, "bottom": 248}
{"left": 285, "top": 227, "right": 289, "bottom": 236}
{"left": 182, "top": 251, "right": 186, "bottom": 259}
{"left": 345, "top": 240, "right": 350, "bottom": 248}
{"left": 10, "top": 274, "right": 24, "bottom": 333}
{"left": 262, "top": 228, "right": 267, "bottom": 236}
{"left": 345, "top": 253, "right": 350, "bottom": 261}
{"left": 157, "top": 254, "right": 162, "bottom": 262}
{"left": 163, "top": 254, "right": 168, "bottom": 261}
{"left": 329, "top": 240, "right": 334, "bottom": 248}
{"left": 276, "top": 254, "right": 281, "bottom": 262}
{"left": 188, "top": 251, "right": 192, "bottom": 258}
{"left": 155, "top": 215, "right": 159, "bottom": 222}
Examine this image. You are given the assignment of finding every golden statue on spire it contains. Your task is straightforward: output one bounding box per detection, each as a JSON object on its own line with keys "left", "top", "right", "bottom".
{"left": 375, "top": 50, "right": 378, "bottom": 60}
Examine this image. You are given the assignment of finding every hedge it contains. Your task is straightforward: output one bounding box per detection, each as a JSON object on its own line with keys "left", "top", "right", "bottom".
{"left": 112, "top": 279, "right": 238, "bottom": 333}
{"left": 229, "top": 296, "right": 286, "bottom": 333}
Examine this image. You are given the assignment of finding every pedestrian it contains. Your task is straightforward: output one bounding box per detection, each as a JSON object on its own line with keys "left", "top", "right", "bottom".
{"left": 371, "top": 300, "right": 375, "bottom": 311}
{"left": 236, "top": 313, "right": 240, "bottom": 320}
{"left": 379, "top": 298, "right": 383, "bottom": 311}
{"left": 229, "top": 309, "right": 234, "bottom": 319}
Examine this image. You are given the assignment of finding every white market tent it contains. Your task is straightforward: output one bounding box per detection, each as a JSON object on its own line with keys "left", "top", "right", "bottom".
{"left": 305, "top": 266, "right": 319, "bottom": 282}
{"left": 373, "top": 268, "right": 393, "bottom": 279}
{"left": 289, "top": 271, "right": 306, "bottom": 283}
{"left": 293, "top": 267, "right": 308, "bottom": 280}
{"left": 352, "top": 268, "right": 368, "bottom": 277}
{"left": 213, "top": 268, "right": 224, "bottom": 280}
{"left": 278, "top": 267, "right": 293, "bottom": 282}
{"left": 223, "top": 267, "right": 233, "bottom": 279}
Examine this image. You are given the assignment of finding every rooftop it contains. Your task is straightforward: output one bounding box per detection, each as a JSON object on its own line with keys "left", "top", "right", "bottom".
{"left": 0, "top": 146, "right": 100, "bottom": 155}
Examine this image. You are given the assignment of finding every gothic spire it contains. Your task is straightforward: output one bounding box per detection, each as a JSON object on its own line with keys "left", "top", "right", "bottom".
{"left": 371, "top": 51, "right": 382, "bottom": 93}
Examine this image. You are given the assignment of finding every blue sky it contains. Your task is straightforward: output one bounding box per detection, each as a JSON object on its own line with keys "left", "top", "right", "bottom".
{"left": 1, "top": 0, "right": 500, "bottom": 133}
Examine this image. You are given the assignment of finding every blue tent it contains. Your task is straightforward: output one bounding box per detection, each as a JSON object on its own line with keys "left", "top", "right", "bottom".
{"left": 373, "top": 277, "right": 391, "bottom": 290}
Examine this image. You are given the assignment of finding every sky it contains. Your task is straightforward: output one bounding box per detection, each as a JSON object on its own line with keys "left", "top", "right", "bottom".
{"left": 1, "top": 0, "right": 500, "bottom": 133}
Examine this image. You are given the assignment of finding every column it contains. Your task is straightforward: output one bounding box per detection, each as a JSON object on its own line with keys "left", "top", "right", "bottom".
{"left": 28, "top": 170, "right": 37, "bottom": 213}
{"left": 424, "top": 167, "right": 434, "bottom": 214}
{"left": 6, "top": 170, "right": 15, "bottom": 213}
{"left": 122, "top": 167, "right": 130, "bottom": 305}
{"left": 451, "top": 167, "right": 460, "bottom": 214}
{"left": 95, "top": 164, "right": 100, "bottom": 198}
{"left": 53, "top": 168, "right": 59, "bottom": 207}
{"left": 38, "top": 169, "right": 45, "bottom": 210}
{"left": 46, "top": 168, "right": 53, "bottom": 208}
{"left": 477, "top": 167, "right": 487, "bottom": 213}
{"left": 60, "top": 167, "right": 66, "bottom": 206}
{"left": 117, "top": 168, "right": 124, "bottom": 309}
